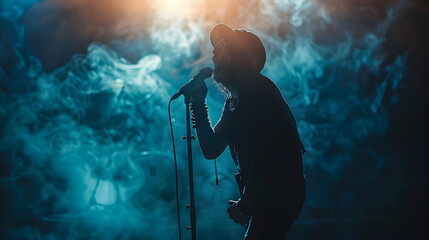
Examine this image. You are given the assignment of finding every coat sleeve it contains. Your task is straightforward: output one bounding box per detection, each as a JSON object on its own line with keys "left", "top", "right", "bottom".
{"left": 236, "top": 84, "right": 295, "bottom": 215}
{"left": 235, "top": 90, "right": 275, "bottom": 215}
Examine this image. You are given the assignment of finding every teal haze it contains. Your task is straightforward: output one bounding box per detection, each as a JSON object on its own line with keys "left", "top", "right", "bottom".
{"left": 0, "top": 0, "right": 412, "bottom": 239}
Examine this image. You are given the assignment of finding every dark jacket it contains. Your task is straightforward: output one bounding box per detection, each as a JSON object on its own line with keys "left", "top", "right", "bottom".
{"left": 191, "top": 73, "right": 306, "bottom": 215}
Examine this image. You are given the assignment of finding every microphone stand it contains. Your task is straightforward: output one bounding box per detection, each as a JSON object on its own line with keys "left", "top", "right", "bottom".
{"left": 183, "top": 94, "right": 197, "bottom": 240}
{"left": 171, "top": 69, "right": 211, "bottom": 240}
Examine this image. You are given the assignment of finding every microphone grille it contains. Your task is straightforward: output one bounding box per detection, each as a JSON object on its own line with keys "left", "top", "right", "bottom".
{"left": 200, "top": 67, "right": 213, "bottom": 78}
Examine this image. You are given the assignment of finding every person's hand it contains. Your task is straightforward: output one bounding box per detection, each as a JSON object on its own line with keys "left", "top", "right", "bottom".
{"left": 189, "top": 77, "right": 208, "bottom": 103}
{"left": 227, "top": 200, "right": 249, "bottom": 227}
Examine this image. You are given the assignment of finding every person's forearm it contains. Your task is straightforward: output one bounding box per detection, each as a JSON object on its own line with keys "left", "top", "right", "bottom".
{"left": 191, "top": 101, "right": 228, "bottom": 159}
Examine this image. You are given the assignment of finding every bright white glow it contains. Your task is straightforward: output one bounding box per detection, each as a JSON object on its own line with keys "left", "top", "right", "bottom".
{"left": 95, "top": 180, "right": 117, "bottom": 206}
{"left": 154, "top": 0, "right": 194, "bottom": 19}
{"left": 113, "top": 78, "right": 125, "bottom": 89}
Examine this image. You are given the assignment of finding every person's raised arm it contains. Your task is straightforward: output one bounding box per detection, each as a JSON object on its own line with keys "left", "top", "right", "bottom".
{"left": 190, "top": 80, "right": 229, "bottom": 159}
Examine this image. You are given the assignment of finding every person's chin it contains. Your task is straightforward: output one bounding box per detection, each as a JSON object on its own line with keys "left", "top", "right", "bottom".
{"left": 213, "top": 68, "right": 222, "bottom": 82}
{"left": 214, "top": 67, "right": 232, "bottom": 86}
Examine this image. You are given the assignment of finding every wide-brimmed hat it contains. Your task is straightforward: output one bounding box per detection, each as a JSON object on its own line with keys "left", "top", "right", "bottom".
{"left": 210, "top": 23, "right": 266, "bottom": 72}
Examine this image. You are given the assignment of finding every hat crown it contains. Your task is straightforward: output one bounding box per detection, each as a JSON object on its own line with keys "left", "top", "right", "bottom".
{"left": 210, "top": 24, "right": 266, "bottom": 72}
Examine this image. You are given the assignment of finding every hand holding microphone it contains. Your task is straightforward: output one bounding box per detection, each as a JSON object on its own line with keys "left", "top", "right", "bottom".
{"left": 170, "top": 67, "right": 212, "bottom": 101}
{"left": 227, "top": 200, "right": 250, "bottom": 227}
{"left": 189, "top": 73, "right": 209, "bottom": 103}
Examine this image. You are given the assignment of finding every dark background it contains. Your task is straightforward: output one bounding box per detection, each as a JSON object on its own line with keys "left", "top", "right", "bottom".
{"left": 1, "top": 0, "right": 428, "bottom": 239}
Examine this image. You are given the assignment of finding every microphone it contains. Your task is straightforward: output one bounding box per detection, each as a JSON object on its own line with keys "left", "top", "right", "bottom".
{"left": 170, "top": 67, "right": 213, "bottom": 101}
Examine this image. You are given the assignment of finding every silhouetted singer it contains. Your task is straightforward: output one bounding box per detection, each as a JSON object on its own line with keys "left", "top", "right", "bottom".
{"left": 190, "top": 24, "right": 306, "bottom": 239}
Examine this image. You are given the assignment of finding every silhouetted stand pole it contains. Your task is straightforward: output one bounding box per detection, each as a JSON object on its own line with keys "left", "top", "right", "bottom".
{"left": 184, "top": 95, "right": 197, "bottom": 240}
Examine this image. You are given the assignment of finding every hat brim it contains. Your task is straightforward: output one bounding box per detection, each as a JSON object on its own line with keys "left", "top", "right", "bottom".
{"left": 210, "top": 23, "right": 236, "bottom": 47}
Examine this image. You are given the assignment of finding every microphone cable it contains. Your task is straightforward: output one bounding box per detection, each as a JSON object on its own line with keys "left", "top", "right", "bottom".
{"left": 168, "top": 99, "right": 182, "bottom": 240}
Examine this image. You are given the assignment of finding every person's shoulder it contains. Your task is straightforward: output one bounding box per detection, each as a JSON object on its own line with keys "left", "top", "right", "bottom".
{"left": 239, "top": 75, "right": 277, "bottom": 110}
{"left": 242, "top": 73, "right": 265, "bottom": 90}
{"left": 246, "top": 74, "right": 282, "bottom": 98}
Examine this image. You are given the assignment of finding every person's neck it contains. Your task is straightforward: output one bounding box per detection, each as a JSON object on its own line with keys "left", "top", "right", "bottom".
{"left": 228, "top": 84, "right": 239, "bottom": 98}
{"left": 226, "top": 70, "right": 260, "bottom": 97}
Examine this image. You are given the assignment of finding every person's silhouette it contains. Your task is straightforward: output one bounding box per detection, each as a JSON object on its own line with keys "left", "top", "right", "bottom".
{"left": 190, "top": 24, "right": 306, "bottom": 239}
